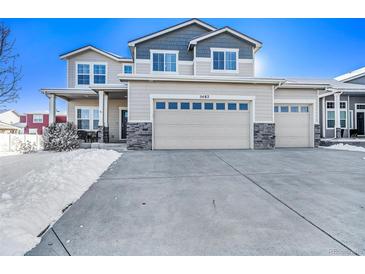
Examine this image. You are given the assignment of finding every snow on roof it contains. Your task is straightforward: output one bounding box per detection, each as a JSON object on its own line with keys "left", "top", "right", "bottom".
{"left": 59, "top": 45, "right": 132, "bottom": 62}
{"left": 283, "top": 77, "right": 365, "bottom": 90}
{"left": 334, "top": 67, "right": 365, "bottom": 82}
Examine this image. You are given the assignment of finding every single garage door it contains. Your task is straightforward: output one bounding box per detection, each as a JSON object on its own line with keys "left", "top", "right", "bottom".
{"left": 275, "top": 104, "right": 313, "bottom": 147}
{"left": 153, "top": 100, "right": 251, "bottom": 149}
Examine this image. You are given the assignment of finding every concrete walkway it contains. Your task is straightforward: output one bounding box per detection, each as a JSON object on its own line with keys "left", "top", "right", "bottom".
{"left": 27, "top": 149, "right": 365, "bottom": 255}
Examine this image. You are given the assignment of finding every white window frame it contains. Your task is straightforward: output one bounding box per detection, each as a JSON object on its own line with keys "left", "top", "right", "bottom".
{"left": 122, "top": 64, "right": 133, "bottom": 74}
{"left": 75, "top": 106, "right": 99, "bottom": 131}
{"left": 28, "top": 128, "right": 38, "bottom": 134}
{"left": 150, "top": 50, "right": 179, "bottom": 74}
{"left": 210, "top": 48, "right": 239, "bottom": 73}
{"left": 326, "top": 100, "right": 347, "bottom": 129}
{"left": 75, "top": 62, "right": 108, "bottom": 87}
{"left": 33, "top": 114, "right": 43, "bottom": 123}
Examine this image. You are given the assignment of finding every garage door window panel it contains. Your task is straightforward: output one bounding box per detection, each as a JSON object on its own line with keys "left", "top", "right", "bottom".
{"left": 168, "top": 102, "right": 178, "bottom": 110}
{"left": 291, "top": 106, "right": 299, "bottom": 112}
{"left": 193, "top": 102, "right": 202, "bottom": 110}
{"left": 280, "top": 106, "right": 289, "bottom": 112}
{"left": 228, "top": 103, "right": 237, "bottom": 110}
{"left": 204, "top": 103, "right": 214, "bottom": 110}
{"left": 180, "top": 102, "right": 190, "bottom": 110}
{"left": 239, "top": 103, "right": 248, "bottom": 111}
{"left": 156, "top": 102, "right": 166, "bottom": 110}
{"left": 300, "top": 106, "right": 309, "bottom": 113}
{"left": 216, "top": 103, "right": 225, "bottom": 110}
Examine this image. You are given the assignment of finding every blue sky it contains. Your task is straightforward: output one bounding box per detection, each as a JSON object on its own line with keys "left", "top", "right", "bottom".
{"left": 2, "top": 18, "right": 365, "bottom": 113}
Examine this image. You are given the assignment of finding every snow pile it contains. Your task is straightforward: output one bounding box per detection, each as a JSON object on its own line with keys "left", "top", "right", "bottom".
{"left": 323, "top": 143, "right": 365, "bottom": 152}
{"left": 0, "top": 149, "right": 120, "bottom": 255}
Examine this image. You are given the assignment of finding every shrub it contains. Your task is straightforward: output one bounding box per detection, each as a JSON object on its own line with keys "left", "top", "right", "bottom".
{"left": 15, "top": 139, "right": 37, "bottom": 154}
{"left": 43, "top": 122, "right": 80, "bottom": 152}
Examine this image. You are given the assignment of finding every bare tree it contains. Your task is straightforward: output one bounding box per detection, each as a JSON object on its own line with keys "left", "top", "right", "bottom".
{"left": 0, "top": 22, "right": 21, "bottom": 107}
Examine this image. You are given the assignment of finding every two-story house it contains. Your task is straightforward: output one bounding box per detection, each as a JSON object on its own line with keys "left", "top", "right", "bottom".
{"left": 41, "top": 18, "right": 365, "bottom": 150}
{"left": 20, "top": 112, "right": 67, "bottom": 135}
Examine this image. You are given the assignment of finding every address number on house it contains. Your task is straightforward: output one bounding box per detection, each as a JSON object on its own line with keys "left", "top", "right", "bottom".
{"left": 199, "top": 95, "right": 210, "bottom": 99}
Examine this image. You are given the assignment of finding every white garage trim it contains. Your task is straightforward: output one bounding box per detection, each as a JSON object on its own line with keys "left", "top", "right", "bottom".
{"left": 274, "top": 98, "right": 317, "bottom": 124}
{"left": 150, "top": 94, "right": 256, "bottom": 149}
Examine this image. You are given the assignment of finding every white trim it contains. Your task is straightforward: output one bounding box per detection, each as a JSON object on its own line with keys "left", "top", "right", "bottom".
{"left": 118, "top": 73, "right": 286, "bottom": 85}
{"left": 128, "top": 19, "right": 216, "bottom": 47}
{"left": 75, "top": 61, "right": 108, "bottom": 88}
{"left": 355, "top": 103, "right": 365, "bottom": 135}
{"left": 122, "top": 63, "right": 133, "bottom": 75}
{"left": 60, "top": 45, "right": 132, "bottom": 62}
{"left": 210, "top": 48, "right": 239, "bottom": 74}
{"left": 32, "top": 114, "right": 44, "bottom": 124}
{"left": 238, "top": 59, "right": 254, "bottom": 64}
{"left": 349, "top": 110, "right": 354, "bottom": 130}
{"left": 150, "top": 50, "right": 179, "bottom": 74}
{"left": 335, "top": 67, "right": 365, "bottom": 82}
{"left": 325, "top": 100, "right": 348, "bottom": 129}
{"left": 74, "top": 106, "right": 99, "bottom": 131}
{"left": 193, "top": 47, "right": 196, "bottom": 76}
{"left": 179, "top": 60, "right": 194, "bottom": 65}
{"left": 322, "top": 97, "right": 326, "bottom": 137}
{"left": 135, "top": 58, "right": 150, "bottom": 64}
{"left": 195, "top": 57, "right": 210, "bottom": 62}
{"left": 189, "top": 27, "right": 262, "bottom": 52}
{"left": 118, "top": 107, "right": 128, "bottom": 140}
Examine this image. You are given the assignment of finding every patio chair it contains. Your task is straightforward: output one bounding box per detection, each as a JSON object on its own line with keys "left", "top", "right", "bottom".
{"left": 77, "top": 130, "right": 88, "bottom": 142}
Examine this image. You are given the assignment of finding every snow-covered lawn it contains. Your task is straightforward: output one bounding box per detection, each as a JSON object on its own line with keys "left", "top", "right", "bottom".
{"left": 0, "top": 149, "right": 121, "bottom": 255}
{"left": 322, "top": 143, "right": 365, "bottom": 152}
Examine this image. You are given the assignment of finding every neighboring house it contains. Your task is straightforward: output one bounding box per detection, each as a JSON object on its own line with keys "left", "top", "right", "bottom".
{"left": 317, "top": 67, "right": 365, "bottom": 138}
{"left": 20, "top": 113, "right": 67, "bottom": 135}
{"left": 0, "top": 110, "right": 24, "bottom": 134}
{"left": 41, "top": 18, "right": 365, "bottom": 150}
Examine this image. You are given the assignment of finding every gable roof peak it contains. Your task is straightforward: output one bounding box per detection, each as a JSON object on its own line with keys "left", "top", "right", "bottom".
{"left": 128, "top": 18, "right": 216, "bottom": 47}
{"left": 188, "top": 26, "right": 262, "bottom": 52}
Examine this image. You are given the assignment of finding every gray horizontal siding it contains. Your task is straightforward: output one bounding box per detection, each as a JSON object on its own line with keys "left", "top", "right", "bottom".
{"left": 135, "top": 23, "right": 210, "bottom": 61}
{"left": 346, "top": 76, "right": 365, "bottom": 85}
{"left": 196, "top": 32, "right": 253, "bottom": 59}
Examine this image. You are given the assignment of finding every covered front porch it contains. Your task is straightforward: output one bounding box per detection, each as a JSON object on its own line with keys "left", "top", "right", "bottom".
{"left": 42, "top": 84, "right": 128, "bottom": 144}
{"left": 320, "top": 88, "right": 365, "bottom": 140}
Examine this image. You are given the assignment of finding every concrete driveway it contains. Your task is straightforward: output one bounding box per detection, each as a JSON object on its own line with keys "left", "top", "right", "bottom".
{"left": 27, "top": 149, "right": 365, "bottom": 255}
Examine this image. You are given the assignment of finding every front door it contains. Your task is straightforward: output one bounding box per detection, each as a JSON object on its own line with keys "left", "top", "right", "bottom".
{"left": 120, "top": 109, "right": 128, "bottom": 139}
{"left": 357, "top": 112, "right": 365, "bottom": 135}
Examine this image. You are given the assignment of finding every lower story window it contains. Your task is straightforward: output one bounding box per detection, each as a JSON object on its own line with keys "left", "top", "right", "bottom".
{"left": 76, "top": 107, "right": 99, "bottom": 130}
{"left": 327, "top": 110, "right": 335, "bottom": 128}
{"left": 340, "top": 110, "right": 347, "bottom": 128}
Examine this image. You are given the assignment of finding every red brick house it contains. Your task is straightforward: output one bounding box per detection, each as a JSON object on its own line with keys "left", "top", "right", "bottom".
{"left": 20, "top": 113, "right": 67, "bottom": 135}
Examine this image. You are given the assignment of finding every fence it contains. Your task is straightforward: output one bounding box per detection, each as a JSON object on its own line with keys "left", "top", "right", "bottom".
{"left": 0, "top": 133, "right": 43, "bottom": 152}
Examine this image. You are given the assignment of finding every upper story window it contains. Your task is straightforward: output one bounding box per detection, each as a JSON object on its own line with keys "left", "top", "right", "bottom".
{"left": 123, "top": 64, "right": 133, "bottom": 74}
{"left": 151, "top": 50, "right": 178, "bottom": 73}
{"left": 77, "top": 64, "right": 90, "bottom": 85}
{"left": 211, "top": 48, "right": 238, "bottom": 72}
{"left": 77, "top": 63, "right": 107, "bottom": 86}
{"left": 33, "top": 114, "right": 43, "bottom": 123}
{"left": 93, "top": 64, "right": 106, "bottom": 84}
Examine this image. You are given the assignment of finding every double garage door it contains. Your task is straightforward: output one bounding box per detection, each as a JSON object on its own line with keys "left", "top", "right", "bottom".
{"left": 275, "top": 104, "right": 313, "bottom": 147}
{"left": 153, "top": 99, "right": 251, "bottom": 149}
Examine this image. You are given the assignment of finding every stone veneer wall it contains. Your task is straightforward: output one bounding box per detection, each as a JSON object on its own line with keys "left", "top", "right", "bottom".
{"left": 254, "top": 123, "right": 275, "bottom": 149}
{"left": 127, "top": 122, "right": 152, "bottom": 150}
{"left": 314, "top": 124, "right": 320, "bottom": 148}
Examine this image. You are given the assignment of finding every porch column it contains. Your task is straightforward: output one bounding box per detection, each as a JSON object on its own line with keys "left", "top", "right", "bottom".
{"left": 98, "top": 90, "right": 104, "bottom": 128}
{"left": 49, "top": 94, "right": 56, "bottom": 126}
{"left": 103, "top": 92, "right": 108, "bottom": 127}
{"left": 334, "top": 92, "right": 341, "bottom": 138}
